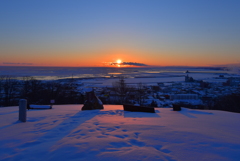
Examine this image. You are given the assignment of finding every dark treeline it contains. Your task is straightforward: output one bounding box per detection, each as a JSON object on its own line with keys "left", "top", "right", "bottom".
{"left": 0, "top": 76, "right": 84, "bottom": 107}
{"left": 110, "top": 77, "right": 147, "bottom": 106}
{"left": 0, "top": 75, "right": 240, "bottom": 113}
{"left": 209, "top": 93, "right": 240, "bottom": 113}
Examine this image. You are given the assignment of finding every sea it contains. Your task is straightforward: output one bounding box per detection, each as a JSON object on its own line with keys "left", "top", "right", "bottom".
{"left": 0, "top": 66, "right": 239, "bottom": 86}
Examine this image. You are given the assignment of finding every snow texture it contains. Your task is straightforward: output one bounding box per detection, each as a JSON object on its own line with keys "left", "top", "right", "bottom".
{"left": 0, "top": 105, "right": 240, "bottom": 161}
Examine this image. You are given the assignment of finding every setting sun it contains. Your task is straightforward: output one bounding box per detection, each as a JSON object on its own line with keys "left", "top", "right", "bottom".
{"left": 116, "top": 59, "right": 122, "bottom": 64}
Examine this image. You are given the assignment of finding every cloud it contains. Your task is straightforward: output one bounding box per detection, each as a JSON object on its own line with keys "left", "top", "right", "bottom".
{"left": 2, "top": 62, "right": 33, "bottom": 65}
{"left": 213, "top": 63, "right": 240, "bottom": 74}
{"left": 110, "top": 62, "right": 148, "bottom": 67}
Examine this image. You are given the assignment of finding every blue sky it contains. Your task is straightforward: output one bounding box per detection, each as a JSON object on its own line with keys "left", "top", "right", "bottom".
{"left": 0, "top": 0, "right": 240, "bottom": 66}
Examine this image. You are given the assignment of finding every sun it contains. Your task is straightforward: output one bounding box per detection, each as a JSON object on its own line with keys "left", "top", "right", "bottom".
{"left": 116, "top": 59, "right": 122, "bottom": 64}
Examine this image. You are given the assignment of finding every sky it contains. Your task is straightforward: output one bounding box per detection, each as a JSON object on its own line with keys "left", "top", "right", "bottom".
{"left": 0, "top": 0, "right": 240, "bottom": 67}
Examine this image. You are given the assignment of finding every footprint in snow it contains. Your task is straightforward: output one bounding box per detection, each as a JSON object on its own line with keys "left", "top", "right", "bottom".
{"left": 93, "top": 122, "right": 100, "bottom": 125}
{"left": 88, "top": 129, "right": 95, "bottom": 132}
{"left": 96, "top": 136, "right": 107, "bottom": 138}
{"left": 72, "top": 130, "right": 82, "bottom": 134}
{"left": 128, "top": 139, "right": 146, "bottom": 147}
{"left": 19, "top": 141, "right": 42, "bottom": 148}
{"left": 113, "top": 135, "right": 127, "bottom": 139}
{"left": 110, "top": 142, "right": 132, "bottom": 148}
{"left": 134, "top": 132, "right": 141, "bottom": 138}
{"left": 106, "top": 128, "right": 116, "bottom": 132}
{"left": 154, "top": 145, "right": 172, "bottom": 154}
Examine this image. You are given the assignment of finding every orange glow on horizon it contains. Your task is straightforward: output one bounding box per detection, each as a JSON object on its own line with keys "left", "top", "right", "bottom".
{"left": 1, "top": 47, "right": 237, "bottom": 67}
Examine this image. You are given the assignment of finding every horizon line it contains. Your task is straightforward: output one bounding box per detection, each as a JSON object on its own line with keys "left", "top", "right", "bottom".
{"left": 0, "top": 65, "right": 228, "bottom": 68}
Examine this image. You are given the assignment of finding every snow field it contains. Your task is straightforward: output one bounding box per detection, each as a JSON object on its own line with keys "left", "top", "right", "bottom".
{"left": 0, "top": 105, "right": 240, "bottom": 161}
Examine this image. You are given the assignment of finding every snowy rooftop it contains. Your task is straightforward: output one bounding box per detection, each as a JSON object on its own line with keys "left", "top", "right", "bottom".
{"left": 1, "top": 105, "right": 240, "bottom": 161}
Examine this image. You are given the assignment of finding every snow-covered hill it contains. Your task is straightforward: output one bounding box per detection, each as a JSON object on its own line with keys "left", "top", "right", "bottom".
{"left": 0, "top": 105, "right": 240, "bottom": 161}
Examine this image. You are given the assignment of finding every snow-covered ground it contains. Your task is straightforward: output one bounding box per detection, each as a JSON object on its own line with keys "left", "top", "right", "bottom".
{"left": 80, "top": 73, "right": 238, "bottom": 88}
{"left": 0, "top": 105, "right": 240, "bottom": 161}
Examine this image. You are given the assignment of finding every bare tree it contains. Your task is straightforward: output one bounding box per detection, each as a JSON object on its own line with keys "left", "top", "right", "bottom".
{"left": 112, "top": 76, "right": 132, "bottom": 104}
{"left": 136, "top": 82, "right": 147, "bottom": 106}
{"left": 20, "top": 76, "right": 43, "bottom": 104}
{"left": 1, "top": 76, "right": 19, "bottom": 106}
{"left": 0, "top": 76, "right": 5, "bottom": 106}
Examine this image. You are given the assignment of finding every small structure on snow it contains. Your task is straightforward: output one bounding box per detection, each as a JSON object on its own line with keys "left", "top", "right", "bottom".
{"left": 123, "top": 104, "right": 155, "bottom": 113}
{"left": 82, "top": 89, "right": 104, "bottom": 110}
{"left": 28, "top": 105, "right": 52, "bottom": 109}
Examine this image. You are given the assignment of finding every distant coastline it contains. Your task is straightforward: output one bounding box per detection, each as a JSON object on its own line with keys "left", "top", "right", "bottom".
{"left": 0, "top": 66, "right": 237, "bottom": 81}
